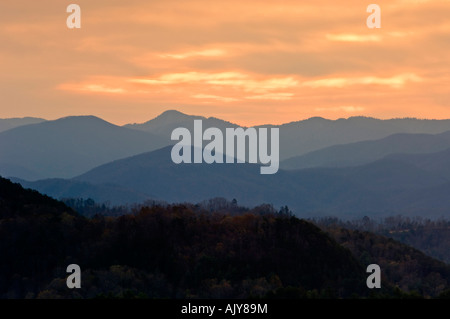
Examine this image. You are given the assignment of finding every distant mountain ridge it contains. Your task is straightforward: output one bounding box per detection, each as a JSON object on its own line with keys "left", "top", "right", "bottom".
{"left": 11, "top": 177, "right": 153, "bottom": 205}
{"left": 12, "top": 142, "right": 450, "bottom": 218}
{"left": 126, "top": 111, "right": 450, "bottom": 160}
{"left": 274, "top": 116, "right": 450, "bottom": 160}
{"left": 124, "top": 110, "right": 240, "bottom": 145}
{"left": 3, "top": 110, "right": 450, "bottom": 198}
{"left": 282, "top": 130, "right": 450, "bottom": 170}
{"left": 0, "top": 116, "right": 167, "bottom": 180}
{"left": 0, "top": 117, "right": 46, "bottom": 133}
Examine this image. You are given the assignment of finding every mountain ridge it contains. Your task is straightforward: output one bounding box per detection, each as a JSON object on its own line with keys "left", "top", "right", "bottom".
{"left": 0, "top": 117, "right": 46, "bottom": 133}
{"left": 0, "top": 116, "right": 167, "bottom": 180}
{"left": 282, "top": 131, "right": 450, "bottom": 170}
{"left": 4, "top": 110, "right": 450, "bottom": 193}
{"left": 12, "top": 142, "right": 449, "bottom": 218}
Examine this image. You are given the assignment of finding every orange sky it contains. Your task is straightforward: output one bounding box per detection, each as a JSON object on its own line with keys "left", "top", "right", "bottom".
{"left": 1, "top": 0, "right": 449, "bottom": 126}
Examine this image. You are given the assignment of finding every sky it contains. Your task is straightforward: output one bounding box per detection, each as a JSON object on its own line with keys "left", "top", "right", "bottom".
{"left": 0, "top": 0, "right": 449, "bottom": 126}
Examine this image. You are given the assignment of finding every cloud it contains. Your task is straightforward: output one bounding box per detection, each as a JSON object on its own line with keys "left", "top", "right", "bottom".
{"left": 160, "top": 49, "right": 226, "bottom": 59}
{"left": 129, "top": 72, "right": 247, "bottom": 84}
{"left": 246, "top": 93, "right": 294, "bottom": 100}
{"left": 315, "top": 106, "right": 365, "bottom": 113}
{"left": 81, "top": 84, "right": 126, "bottom": 94}
{"left": 58, "top": 82, "right": 126, "bottom": 94}
{"left": 2, "top": 0, "right": 450, "bottom": 126}
{"left": 302, "top": 73, "right": 423, "bottom": 89}
{"left": 326, "top": 34, "right": 383, "bottom": 42}
{"left": 129, "top": 72, "right": 298, "bottom": 93}
{"left": 191, "top": 94, "right": 239, "bottom": 102}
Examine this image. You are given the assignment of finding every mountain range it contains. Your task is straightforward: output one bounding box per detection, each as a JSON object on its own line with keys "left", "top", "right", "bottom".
{"left": 275, "top": 116, "right": 450, "bottom": 160}
{"left": 3, "top": 110, "right": 450, "bottom": 179}
{"left": 281, "top": 130, "right": 450, "bottom": 170}
{"left": 3, "top": 110, "right": 450, "bottom": 218}
{"left": 0, "top": 116, "right": 167, "bottom": 180}
{"left": 11, "top": 144, "right": 450, "bottom": 218}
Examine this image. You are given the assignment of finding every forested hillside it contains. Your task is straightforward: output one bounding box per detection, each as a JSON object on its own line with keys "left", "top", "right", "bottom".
{"left": 1, "top": 177, "right": 449, "bottom": 299}
{"left": 323, "top": 227, "right": 450, "bottom": 297}
{"left": 313, "top": 216, "right": 450, "bottom": 264}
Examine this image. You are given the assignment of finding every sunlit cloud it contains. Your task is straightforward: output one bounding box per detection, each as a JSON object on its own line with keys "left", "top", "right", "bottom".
{"left": 387, "top": 31, "right": 411, "bottom": 38}
{"left": 315, "top": 106, "right": 366, "bottom": 113}
{"left": 129, "top": 72, "right": 248, "bottom": 85}
{"left": 129, "top": 72, "right": 299, "bottom": 93}
{"left": 326, "top": 34, "right": 383, "bottom": 42}
{"left": 246, "top": 93, "right": 294, "bottom": 100}
{"left": 160, "top": 49, "right": 226, "bottom": 59}
{"left": 58, "top": 82, "right": 127, "bottom": 94}
{"left": 192, "top": 94, "right": 239, "bottom": 102}
{"left": 326, "top": 31, "right": 412, "bottom": 43}
{"left": 302, "top": 73, "right": 423, "bottom": 89}
{"left": 82, "top": 84, "right": 126, "bottom": 94}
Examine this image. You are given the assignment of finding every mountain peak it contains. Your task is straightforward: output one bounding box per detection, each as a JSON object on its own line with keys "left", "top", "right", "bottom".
{"left": 159, "top": 109, "right": 186, "bottom": 117}
{"left": 155, "top": 110, "right": 202, "bottom": 122}
{"left": 124, "top": 110, "right": 206, "bottom": 130}
{"left": 57, "top": 115, "right": 107, "bottom": 122}
{"left": 48, "top": 115, "right": 117, "bottom": 128}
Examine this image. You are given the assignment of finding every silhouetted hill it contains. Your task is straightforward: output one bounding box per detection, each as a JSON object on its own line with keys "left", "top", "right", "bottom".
{"left": 5, "top": 111, "right": 450, "bottom": 218}
{"left": 312, "top": 216, "right": 450, "bottom": 264}
{"left": 124, "top": 110, "right": 239, "bottom": 145}
{"left": 0, "top": 176, "right": 74, "bottom": 219}
{"left": 0, "top": 117, "right": 46, "bottom": 133}
{"left": 3, "top": 112, "right": 450, "bottom": 180}
{"left": 43, "top": 146, "right": 448, "bottom": 218}
{"left": 0, "top": 176, "right": 85, "bottom": 298}
{"left": 74, "top": 146, "right": 276, "bottom": 205}
{"left": 1, "top": 176, "right": 448, "bottom": 299}
{"left": 0, "top": 176, "right": 367, "bottom": 298}
{"left": 323, "top": 226, "right": 450, "bottom": 297}
{"left": 387, "top": 147, "right": 450, "bottom": 179}
{"left": 0, "top": 116, "right": 167, "bottom": 180}
{"left": 281, "top": 158, "right": 449, "bottom": 217}
{"left": 125, "top": 112, "right": 450, "bottom": 161}
{"left": 126, "top": 112, "right": 450, "bottom": 161}
{"left": 282, "top": 131, "right": 450, "bottom": 170}
{"left": 10, "top": 177, "right": 153, "bottom": 206}
{"left": 275, "top": 116, "right": 450, "bottom": 160}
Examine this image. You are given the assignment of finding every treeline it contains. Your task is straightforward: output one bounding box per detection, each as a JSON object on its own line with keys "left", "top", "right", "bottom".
{"left": 61, "top": 197, "right": 292, "bottom": 218}
{"left": 61, "top": 197, "right": 137, "bottom": 217}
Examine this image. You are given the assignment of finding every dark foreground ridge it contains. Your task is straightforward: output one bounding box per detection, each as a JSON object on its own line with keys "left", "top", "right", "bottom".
{"left": 0, "top": 176, "right": 449, "bottom": 299}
